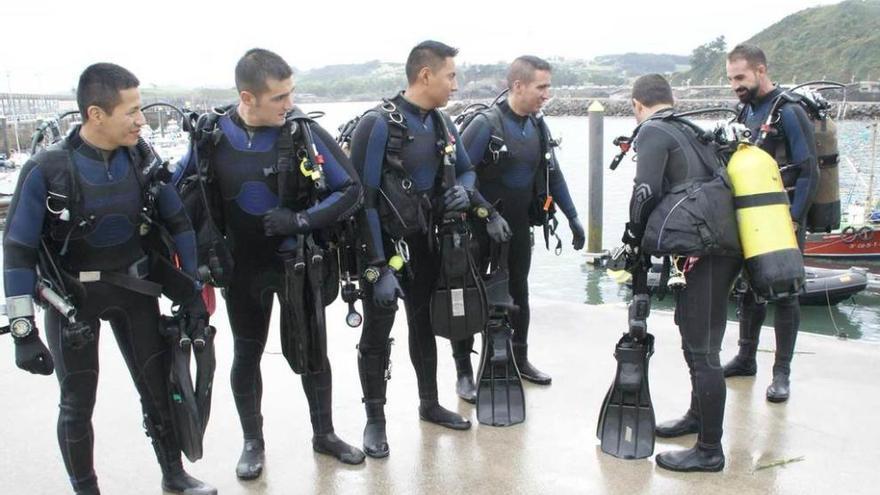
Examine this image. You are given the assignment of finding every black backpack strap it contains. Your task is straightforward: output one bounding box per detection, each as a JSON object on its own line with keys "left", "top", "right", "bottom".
{"left": 275, "top": 118, "right": 296, "bottom": 207}
{"left": 190, "top": 106, "right": 231, "bottom": 236}
{"left": 194, "top": 106, "right": 230, "bottom": 183}
{"left": 482, "top": 105, "right": 506, "bottom": 164}
{"left": 375, "top": 99, "right": 408, "bottom": 173}
{"left": 288, "top": 108, "right": 329, "bottom": 200}
{"left": 37, "top": 139, "right": 87, "bottom": 256}
{"left": 430, "top": 109, "right": 458, "bottom": 193}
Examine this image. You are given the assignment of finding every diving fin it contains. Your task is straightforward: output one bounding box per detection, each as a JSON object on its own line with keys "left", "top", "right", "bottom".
{"left": 279, "top": 235, "right": 310, "bottom": 374}
{"left": 161, "top": 316, "right": 205, "bottom": 462}
{"left": 596, "top": 332, "right": 655, "bottom": 459}
{"left": 597, "top": 260, "right": 655, "bottom": 459}
{"left": 476, "top": 318, "right": 525, "bottom": 426}
{"left": 193, "top": 325, "right": 216, "bottom": 437}
{"left": 279, "top": 235, "right": 329, "bottom": 375}
{"left": 475, "top": 242, "right": 524, "bottom": 427}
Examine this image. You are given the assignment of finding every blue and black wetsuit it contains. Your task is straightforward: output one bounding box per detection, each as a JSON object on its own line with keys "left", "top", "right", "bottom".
{"left": 730, "top": 86, "right": 818, "bottom": 387}
{"left": 452, "top": 100, "right": 578, "bottom": 373}
{"left": 3, "top": 128, "right": 198, "bottom": 494}
{"left": 351, "top": 93, "right": 475, "bottom": 411}
{"left": 201, "top": 109, "right": 361, "bottom": 446}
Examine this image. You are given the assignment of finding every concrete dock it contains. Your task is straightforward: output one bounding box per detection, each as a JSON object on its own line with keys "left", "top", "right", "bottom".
{"left": 1, "top": 296, "right": 878, "bottom": 494}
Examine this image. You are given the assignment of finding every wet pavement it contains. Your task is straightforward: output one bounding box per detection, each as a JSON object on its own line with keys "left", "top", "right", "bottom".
{"left": 1, "top": 296, "right": 878, "bottom": 494}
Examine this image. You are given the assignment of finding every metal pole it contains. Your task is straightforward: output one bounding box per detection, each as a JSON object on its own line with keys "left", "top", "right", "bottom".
{"left": 587, "top": 100, "right": 604, "bottom": 255}
{"left": 869, "top": 121, "right": 877, "bottom": 213}
{"left": 0, "top": 117, "right": 7, "bottom": 156}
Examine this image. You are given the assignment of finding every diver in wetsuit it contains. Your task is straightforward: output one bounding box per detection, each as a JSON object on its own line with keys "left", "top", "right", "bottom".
{"left": 349, "top": 40, "right": 481, "bottom": 458}
{"left": 723, "top": 44, "right": 818, "bottom": 403}
{"left": 623, "top": 74, "right": 742, "bottom": 472}
{"left": 3, "top": 63, "right": 215, "bottom": 495}
{"left": 188, "top": 49, "right": 364, "bottom": 479}
{"left": 451, "top": 55, "right": 585, "bottom": 399}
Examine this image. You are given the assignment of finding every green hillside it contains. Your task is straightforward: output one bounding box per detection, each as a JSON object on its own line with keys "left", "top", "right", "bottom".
{"left": 293, "top": 53, "right": 690, "bottom": 100}
{"left": 680, "top": 0, "right": 880, "bottom": 84}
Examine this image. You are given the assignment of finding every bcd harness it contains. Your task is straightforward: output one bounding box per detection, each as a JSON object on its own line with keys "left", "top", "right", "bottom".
{"left": 41, "top": 132, "right": 191, "bottom": 304}
{"left": 454, "top": 98, "right": 564, "bottom": 253}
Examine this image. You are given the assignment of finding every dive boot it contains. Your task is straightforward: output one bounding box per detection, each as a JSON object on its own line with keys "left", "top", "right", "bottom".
{"left": 454, "top": 352, "right": 477, "bottom": 403}
{"left": 456, "top": 373, "right": 477, "bottom": 403}
{"left": 655, "top": 411, "right": 700, "bottom": 438}
{"left": 312, "top": 432, "right": 366, "bottom": 465}
{"left": 766, "top": 370, "right": 791, "bottom": 403}
{"left": 147, "top": 418, "right": 217, "bottom": 495}
{"left": 722, "top": 355, "right": 757, "bottom": 378}
{"left": 162, "top": 471, "right": 217, "bottom": 495}
{"left": 358, "top": 343, "right": 393, "bottom": 458}
{"left": 655, "top": 443, "right": 725, "bottom": 473}
{"left": 236, "top": 438, "right": 265, "bottom": 480}
{"left": 363, "top": 400, "right": 389, "bottom": 458}
{"left": 419, "top": 400, "right": 471, "bottom": 430}
{"left": 512, "top": 343, "right": 551, "bottom": 385}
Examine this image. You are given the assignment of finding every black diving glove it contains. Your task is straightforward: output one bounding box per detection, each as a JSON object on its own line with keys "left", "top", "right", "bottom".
{"left": 263, "top": 207, "right": 310, "bottom": 236}
{"left": 14, "top": 323, "right": 54, "bottom": 375}
{"left": 443, "top": 185, "right": 470, "bottom": 213}
{"left": 179, "top": 292, "right": 209, "bottom": 342}
{"left": 486, "top": 212, "right": 512, "bottom": 243}
{"left": 569, "top": 216, "right": 586, "bottom": 250}
{"left": 621, "top": 222, "right": 642, "bottom": 248}
{"left": 373, "top": 268, "right": 404, "bottom": 310}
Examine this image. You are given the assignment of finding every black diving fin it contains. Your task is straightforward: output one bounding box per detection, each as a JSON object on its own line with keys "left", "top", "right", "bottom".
{"left": 596, "top": 259, "right": 655, "bottom": 459}
{"left": 476, "top": 242, "right": 525, "bottom": 427}
{"left": 161, "top": 315, "right": 217, "bottom": 462}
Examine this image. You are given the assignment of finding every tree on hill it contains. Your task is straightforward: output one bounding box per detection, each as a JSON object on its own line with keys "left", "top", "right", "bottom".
{"left": 674, "top": 0, "right": 880, "bottom": 85}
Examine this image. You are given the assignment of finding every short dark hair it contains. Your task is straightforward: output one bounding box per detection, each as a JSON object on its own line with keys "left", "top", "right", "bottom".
{"left": 405, "top": 40, "right": 459, "bottom": 84}
{"left": 507, "top": 55, "right": 552, "bottom": 88}
{"left": 235, "top": 48, "right": 293, "bottom": 96}
{"left": 76, "top": 63, "right": 140, "bottom": 121}
{"left": 727, "top": 44, "right": 767, "bottom": 69}
{"left": 632, "top": 74, "right": 674, "bottom": 107}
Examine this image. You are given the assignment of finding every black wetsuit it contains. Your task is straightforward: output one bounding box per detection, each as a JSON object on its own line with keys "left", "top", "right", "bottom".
{"left": 3, "top": 129, "right": 199, "bottom": 493}
{"left": 452, "top": 100, "right": 578, "bottom": 372}
{"left": 351, "top": 94, "right": 476, "bottom": 410}
{"left": 199, "top": 110, "right": 361, "bottom": 444}
{"left": 735, "top": 87, "right": 818, "bottom": 378}
{"left": 628, "top": 111, "right": 742, "bottom": 448}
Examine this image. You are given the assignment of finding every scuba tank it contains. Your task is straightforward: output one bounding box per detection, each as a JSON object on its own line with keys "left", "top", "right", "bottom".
{"left": 754, "top": 81, "right": 845, "bottom": 233}
{"left": 726, "top": 143, "right": 804, "bottom": 299}
{"left": 809, "top": 115, "right": 840, "bottom": 232}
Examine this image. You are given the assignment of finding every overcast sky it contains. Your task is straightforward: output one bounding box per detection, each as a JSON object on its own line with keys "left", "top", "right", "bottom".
{"left": 0, "top": 0, "right": 840, "bottom": 93}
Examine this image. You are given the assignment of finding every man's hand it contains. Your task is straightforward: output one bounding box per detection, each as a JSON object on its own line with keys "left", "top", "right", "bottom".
{"left": 263, "top": 208, "right": 310, "bottom": 236}
{"left": 14, "top": 322, "right": 54, "bottom": 376}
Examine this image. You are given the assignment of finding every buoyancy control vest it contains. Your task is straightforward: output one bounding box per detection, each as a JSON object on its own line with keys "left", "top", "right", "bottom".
{"left": 634, "top": 115, "right": 742, "bottom": 258}
{"left": 337, "top": 97, "right": 456, "bottom": 239}
{"left": 454, "top": 101, "right": 562, "bottom": 229}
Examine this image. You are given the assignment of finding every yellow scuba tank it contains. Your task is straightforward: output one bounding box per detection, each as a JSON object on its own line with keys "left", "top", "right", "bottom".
{"left": 726, "top": 143, "right": 805, "bottom": 298}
